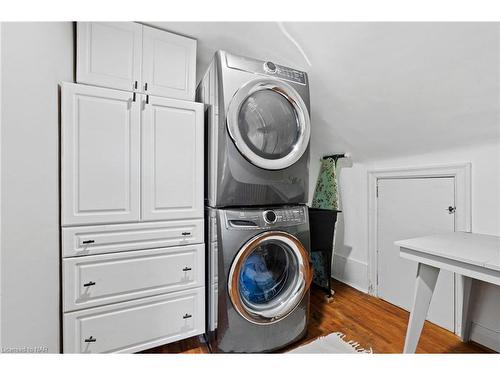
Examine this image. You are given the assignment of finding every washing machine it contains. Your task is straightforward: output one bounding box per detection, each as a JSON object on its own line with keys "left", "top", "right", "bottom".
{"left": 197, "top": 51, "right": 311, "bottom": 207}
{"left": 206, "top": 205, "right": 312, "bottom": 353}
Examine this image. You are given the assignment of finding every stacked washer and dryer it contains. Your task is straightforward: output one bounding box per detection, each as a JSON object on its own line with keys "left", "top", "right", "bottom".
{"left": 196, "top": 51, "right": 312, "bottom": 353}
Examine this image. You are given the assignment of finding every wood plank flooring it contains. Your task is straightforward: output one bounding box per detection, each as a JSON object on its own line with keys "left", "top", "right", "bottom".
{"left": 142, "top": 279, "right": 494, "bottom": 354}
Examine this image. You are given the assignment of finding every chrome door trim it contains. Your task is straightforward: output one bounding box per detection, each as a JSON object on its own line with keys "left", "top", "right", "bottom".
{"left": 228, "top": 231, "right": 312, "bottom": 325}
{"left": 226, "top": 78, "right": 310, "bottom": 170}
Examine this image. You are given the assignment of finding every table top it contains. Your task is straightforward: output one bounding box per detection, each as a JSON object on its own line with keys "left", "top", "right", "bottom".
{"left": 395, "top": 232, "right": 500, "bottom": 272}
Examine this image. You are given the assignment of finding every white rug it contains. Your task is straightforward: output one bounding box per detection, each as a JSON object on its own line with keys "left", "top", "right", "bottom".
{"left": 288, "top": 332, "right": 373, "bottom": 354}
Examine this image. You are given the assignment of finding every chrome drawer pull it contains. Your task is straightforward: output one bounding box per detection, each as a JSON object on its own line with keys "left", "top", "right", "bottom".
{"left": 183, "top": 313, "right": 192, "bottom": 319}
{"left": 82, "top": 240, "right": 95, "bottom": 244}
{"left": 181, "top": 232, "right": 191, "bottom": 236}
{"left": 83, "top": 281, "right": 96, "bottom": 287}
{"left": 84, "top": 336, "right": 96, "bottom": 343}
{"left": 182, "top": 267, "right": 192, "bottom": 271}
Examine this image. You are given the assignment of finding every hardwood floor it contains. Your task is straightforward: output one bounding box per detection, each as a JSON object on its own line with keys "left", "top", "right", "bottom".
{"left": 142, "top": 279, "right": 494, "bottom": 354}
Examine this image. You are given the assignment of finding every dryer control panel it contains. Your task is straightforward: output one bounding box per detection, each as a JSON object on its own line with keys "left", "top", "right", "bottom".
{"left": 273, "top": 64, "right": 307, "bottom": 85}
{"left": 225, "top": 206, "right": 307, "bottom": 229}
{"left": 225, "top": 52, "right": 308, "bottom": 85}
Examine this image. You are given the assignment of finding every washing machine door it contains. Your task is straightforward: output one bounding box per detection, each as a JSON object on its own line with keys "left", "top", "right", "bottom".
{"left": 226, "top": 78, "right": 310, "bottom": 170}
{"left": 228, "top": 231, "right": 313, "bottom": 325}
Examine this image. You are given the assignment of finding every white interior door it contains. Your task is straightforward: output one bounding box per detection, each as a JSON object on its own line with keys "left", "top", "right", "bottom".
{"left": 62, "top": 83, "right": 141, "bottom": 226}
{"left": 377, "top": 177, "right": 455, "bottom": 331}
{"left": 142, "top": 25, "right": 196, "bottom": 100}
{"left": 77, "top": 22, "right": 142, "bottom": 92}
{"left": 141, "top": 95, "right": 203, "bottom": 221}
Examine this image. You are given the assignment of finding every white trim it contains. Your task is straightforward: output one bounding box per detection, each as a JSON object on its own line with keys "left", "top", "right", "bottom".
{"left": 367, "top": 163, "right": 472, "bottom": 336}
{"left": 332, "top": 254, "right": 369, "bottom": 294}
{"left": 469, "top": 322, "right": 500, "bottom": 352}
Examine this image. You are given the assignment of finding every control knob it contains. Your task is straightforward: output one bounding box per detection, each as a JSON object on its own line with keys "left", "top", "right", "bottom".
{"left": 264, "top": 61, "right": 277, "bottom": 74}
{"left": 263, "top": 210, "right": 277, "bottom": 224}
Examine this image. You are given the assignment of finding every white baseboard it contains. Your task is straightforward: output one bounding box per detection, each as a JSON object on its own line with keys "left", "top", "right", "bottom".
{"left": 332, "top": 254, "right": 369, "bottom": 293}
{"left": 469, "top": 322, "right": 500, "bottom": 352}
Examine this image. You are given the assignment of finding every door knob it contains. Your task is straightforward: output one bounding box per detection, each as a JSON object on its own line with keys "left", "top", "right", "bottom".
{"left": 447, "top": 206, "right": 456, "bottom": 214}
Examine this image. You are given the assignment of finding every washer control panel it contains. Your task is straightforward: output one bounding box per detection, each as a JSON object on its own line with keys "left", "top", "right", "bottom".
{"left": 226, "top": 206, "right": 307, "bottom": 229}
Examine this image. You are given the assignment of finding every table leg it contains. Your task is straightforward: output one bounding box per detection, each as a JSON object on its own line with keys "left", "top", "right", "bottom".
{"left": 459, "top": 275, "right": 473, "bottom": 342}
{"left": 403, "top": 263, "right": 441, "bottom": 353}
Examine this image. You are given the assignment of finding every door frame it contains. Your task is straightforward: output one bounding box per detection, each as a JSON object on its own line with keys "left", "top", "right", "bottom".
{"left": 367, "top": 163, "right": 471, "bottom": 335}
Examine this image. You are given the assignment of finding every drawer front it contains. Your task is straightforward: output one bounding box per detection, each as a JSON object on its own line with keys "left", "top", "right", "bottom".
{"left": 63, "top": 287, "right": 204, "bottom": 353}
{"left": 62, "top": 219, "right": 203, "bottom": 257}
{"left": 63, "top": 244, "right": 204, "bottom": 312}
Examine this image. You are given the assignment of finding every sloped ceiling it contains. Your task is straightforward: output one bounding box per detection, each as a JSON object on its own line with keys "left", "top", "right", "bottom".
{"left": 149, "top": 22, "right": 500, "bottom": 161}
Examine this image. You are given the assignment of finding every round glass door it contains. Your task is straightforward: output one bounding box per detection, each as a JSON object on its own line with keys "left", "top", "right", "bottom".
{"left": 228, "top": 231, "right": 313, "bottom": 325}
{"left": 227, "top": 79, "right": 310, "bottom": 170}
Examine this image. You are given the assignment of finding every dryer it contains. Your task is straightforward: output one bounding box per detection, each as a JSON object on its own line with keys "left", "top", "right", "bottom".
{"left": 197, "top": 51, "right": 311, "bottom": 208}
{"left": 206, "top": 205, "right": 312, "bottom": 353}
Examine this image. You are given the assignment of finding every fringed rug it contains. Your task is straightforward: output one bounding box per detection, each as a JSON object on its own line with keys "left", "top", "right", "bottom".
{"left": 288, "top": 332, "right": 373, "bottom": 354}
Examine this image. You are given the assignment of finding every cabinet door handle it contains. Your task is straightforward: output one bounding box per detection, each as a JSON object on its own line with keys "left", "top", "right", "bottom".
{"left": 132, "top": 92, "right": 136, "bottom": 102}
{"left": 84, "top": 336, "right": 96, "bottom": 343}
{"left": 82, "top": 240, "right": 94, "bottom": 244}
{"left": 134, "top": 81, "right": 138, "bottom": 90}
{"left": 83, "top": 281, "right": 96, "bottom": 287}
{"left": 144, "top": 82, "right": 148, "bottom": 91}
{"left": 181, "top": 232, "right": 191, "bottom": 236}
{"left": 146, "top": 94, "right": 149, "bottom": 104}
{"left": 182, "top": 267, "right": 192, "bottom": 271}
{"left": 183, "top": 313, "right": 192, "bottom": 319}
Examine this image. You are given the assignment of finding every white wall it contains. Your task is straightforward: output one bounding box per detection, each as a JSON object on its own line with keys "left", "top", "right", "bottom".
{"left": 309, "top": 141, "right": 500, "bottom": 349}
{"left": 0, "top": 22, "right": 73, "bottom": 353}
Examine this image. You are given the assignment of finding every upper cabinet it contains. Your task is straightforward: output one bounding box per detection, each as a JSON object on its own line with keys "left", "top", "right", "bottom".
{"left": 77, "top": 22, "right": 143, "bottom": 92}
{"left": 142, "top": 26, "right": 196, "bottom": 100}
{"left": 77, "top": 22, "right": 196, "bottom": 101}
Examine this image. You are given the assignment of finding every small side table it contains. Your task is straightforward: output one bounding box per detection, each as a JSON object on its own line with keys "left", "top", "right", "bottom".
{"left": 396, "top": 232, "right": 500, "bottom": 353}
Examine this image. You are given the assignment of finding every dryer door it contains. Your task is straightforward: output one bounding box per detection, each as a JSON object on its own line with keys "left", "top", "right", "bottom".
{"left": 228, "top": 231, "right": 312, "bottom": 325}
{"left": 226, "top": 79, "right": 310, "bottom": 170}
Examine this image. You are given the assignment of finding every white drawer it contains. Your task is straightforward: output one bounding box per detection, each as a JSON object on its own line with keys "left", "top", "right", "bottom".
{"left": 63, "top": 287, "right": 204, "bottom": 353}
{"left": 63, "top": 244, "right": 204, "bottom": 312}
{"left": 62, "top": 219, "right": 203, "bottom": 257}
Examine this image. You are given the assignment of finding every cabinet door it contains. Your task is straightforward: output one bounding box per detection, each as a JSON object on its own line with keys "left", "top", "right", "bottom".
{"left": 62, "top": 83, "right": 141, "bottom": 226}
{"left": 141, "top": 96, "right": 203, "bottom": 221}
{"left": 77, "top": 22, "right": 142, "bottom": 92}
{"left": 142, "top": 25, "right": 196, "bottom": 100}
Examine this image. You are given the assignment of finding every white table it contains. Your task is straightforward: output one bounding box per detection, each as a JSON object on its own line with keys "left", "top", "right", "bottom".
{"left": 395, "top": 232, "right": 500, "bottom": 353}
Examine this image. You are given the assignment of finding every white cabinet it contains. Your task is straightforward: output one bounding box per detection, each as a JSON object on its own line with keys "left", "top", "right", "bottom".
{"left": 142, "top": 96, "right": 204, "bottom": 221}
{"left": 64, "top": 22, "right": 202, "bottom": 354}
{"left": 77, "top": 22, "right": 196, "bottom": 101}
{"left": 77, "top": 22, "right": 142, "bottom": 92}
{"left": 62, "top": 83, "right": 203, "bottom": 226}
{"left": 61, "top": 83, "right": 141, "bottom": 226}
{"left": 142, "top": 26, "right": 196, "bottom": 100}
